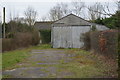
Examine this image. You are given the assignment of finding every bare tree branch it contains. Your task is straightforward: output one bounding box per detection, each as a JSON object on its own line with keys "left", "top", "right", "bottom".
{"left": 24, "top": 6, "right": 37, "bottom": 26}
{"left": 48, "top": 3, "right": 69, "bottom": 21}
{"left": 40, "top": 16, "right": 47, "bottom": 21}
{"left": 87, "top": 2, "right": 114, "bottom": 20}
{"left": 71, "top": 1, "right": 85, "bottom": 17}
{"left": 116, "top": 0, "right": 120, "bottom": 11}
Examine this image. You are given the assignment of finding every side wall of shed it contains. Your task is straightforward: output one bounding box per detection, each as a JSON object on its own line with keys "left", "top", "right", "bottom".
{"left": 96, "top": 25, "right": 109, "bottom": 31}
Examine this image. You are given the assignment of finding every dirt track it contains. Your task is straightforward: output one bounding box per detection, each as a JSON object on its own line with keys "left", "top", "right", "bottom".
{"left": 3, "top": 49, "right": 75, "bottom": 78}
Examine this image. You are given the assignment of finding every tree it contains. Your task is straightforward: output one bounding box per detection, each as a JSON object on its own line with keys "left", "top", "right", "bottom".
{"left": 0, "top": 12, "right": 1, "bottom": 24}
{"left": 87, "top": 2, "right": 104, "bottom": 20}
{"left": 114, "top": 11, "right": 120, "bottom": 28}
{"left": 71, "top": 1, "right": 85, "bottom": 17}
{"left": 48, "top": 3, "right": 69, "bottom": 21}
{"left": 0, "top": 13, "right": 2, "bottom": 38}
{"left": 94, "top": 10, "right": 120, "bottom": 29}
{"left": 87, "top": 2, "right": 118, "bottom": 20}
{"left": 40, "top": 16, "right": 48, "bottom": 21}
{"left": 24, "top": 6, "right": 37, "bottom": 26}
{"left": 116, "top": 0, "right": 120, "bottom": 11}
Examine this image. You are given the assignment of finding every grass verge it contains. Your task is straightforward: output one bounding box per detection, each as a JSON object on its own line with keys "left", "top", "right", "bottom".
{"left": 2, "top": 44, "right": 51, "bottom": 70}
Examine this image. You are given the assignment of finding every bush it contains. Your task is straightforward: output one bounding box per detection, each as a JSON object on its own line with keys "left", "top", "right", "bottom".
{"left": 83, "top": 30, "right": 118, "bottom": 58}
{"left": 32, "top": 29, "right": 40, "bottom": 45}
{"left": 2, "top": 30, "right": 40, "bottom": 52}
{"left": 2, "top": 20, "right": 40, "bottom": 52}
{"left": 2, "top": 39, "right": 15, "bottom": 51}
{"left": 82, "top": 32, "right": 91, "bottom": 50}
{"left": 14, "top": 32, "right": 33, "bottom": 47}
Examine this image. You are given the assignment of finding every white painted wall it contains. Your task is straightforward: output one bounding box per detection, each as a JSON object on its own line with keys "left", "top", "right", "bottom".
{"left": 52, "top": 26, "right": 91, "bottom": 48}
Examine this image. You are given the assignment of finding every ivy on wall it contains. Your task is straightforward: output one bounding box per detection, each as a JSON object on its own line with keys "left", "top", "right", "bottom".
{"left": 39, "top": 30, "right": 51, "bottom": 44}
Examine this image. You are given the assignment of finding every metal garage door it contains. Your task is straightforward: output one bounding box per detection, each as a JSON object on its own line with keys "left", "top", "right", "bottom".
{"left": 51, "top": 26, "right": 91, "bottom": 48}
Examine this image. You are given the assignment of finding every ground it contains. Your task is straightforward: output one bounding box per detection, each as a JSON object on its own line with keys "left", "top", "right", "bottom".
{"left": 2, "top": 44, "right": 118, "bottom": 78}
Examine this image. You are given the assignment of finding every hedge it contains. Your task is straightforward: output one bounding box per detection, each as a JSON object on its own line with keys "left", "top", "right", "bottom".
{"left": 82, "top": 30, "right": 118, "bottom": 58}
{"left": 2, "top": 30, "right": 40, "bottom": 52}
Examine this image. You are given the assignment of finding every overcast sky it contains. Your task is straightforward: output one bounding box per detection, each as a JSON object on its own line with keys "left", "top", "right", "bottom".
{"left": 0, "top": 0, "right": 118, "bottom": 22}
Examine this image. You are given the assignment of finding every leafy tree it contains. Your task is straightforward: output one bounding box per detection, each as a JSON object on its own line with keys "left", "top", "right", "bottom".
{"left": 94, "top": 11, "right": 120, "bottom": 29}
{"left": 94, "top": 18, "right": 104, "bottom": 25}
{"left": 2, "top": 20, "right": 35, "bottom": 38}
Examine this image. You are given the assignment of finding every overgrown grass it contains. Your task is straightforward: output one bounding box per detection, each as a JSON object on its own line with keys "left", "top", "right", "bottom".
{"left": 2, "top": 50, "right": 29, "bottom": 70}
{"left": 2, "top": 45, "right": 117, "bottom": 78}
{"left": 57, "top": 49, "right": 118, "bottom": 78}
{"left": 2, "top": 44, "right": 51, "bottom": 70}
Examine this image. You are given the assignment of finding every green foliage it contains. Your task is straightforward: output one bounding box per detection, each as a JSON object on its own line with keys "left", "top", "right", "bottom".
{"left": 94, "top": 18, "right": 104, "bottom": 25}
{"left": 36, "top": 44, "right": 51, "bottom": 49}
{"left": 2, "top": 21, "right": 34, "bottom": 38}
{"left": 94, "top": 11, "right": 120, "bottom": 29}
{"left": 39, "top": 30, "right": 51, "bottom": 44}
{"left": 114, "top": 11, "right": 120, "bottom": 28}
{"left": 91, "top": 25, "right": 97, "bottom": 31}
{"left": 102, "top": 17, "right": 116, "bottom": 29}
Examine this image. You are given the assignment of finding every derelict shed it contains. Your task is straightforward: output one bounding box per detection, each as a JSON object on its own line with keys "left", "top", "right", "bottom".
{"left": 34, "top": 21, "right": 54, "bottom": 30}
{"left": 51, "top": 14, "right": 92, "bottom": 48}
{"left": 34, "top": 21, "right": 54, "bottom": 44}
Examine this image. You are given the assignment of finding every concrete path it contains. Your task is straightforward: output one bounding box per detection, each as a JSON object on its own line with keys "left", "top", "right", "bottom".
{"left": 3, "top": 49, "right": 75, "bottom": 78}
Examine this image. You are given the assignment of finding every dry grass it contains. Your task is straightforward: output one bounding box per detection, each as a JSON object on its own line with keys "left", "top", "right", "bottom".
{"left": 57, "top": 49, "right": 118, "bottom": 78}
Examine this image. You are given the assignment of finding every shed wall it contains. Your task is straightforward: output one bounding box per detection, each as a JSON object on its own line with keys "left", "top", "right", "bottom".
{"left": 96, "top": 25, "right": 109, "bottom": 31}
{"left": 52, "top": 26, "right": 91, "bottom": 48}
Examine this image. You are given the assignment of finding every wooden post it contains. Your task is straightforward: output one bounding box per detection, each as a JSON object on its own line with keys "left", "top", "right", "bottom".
{"left": 3, "top": 7, "right": 5, "bottom": 38}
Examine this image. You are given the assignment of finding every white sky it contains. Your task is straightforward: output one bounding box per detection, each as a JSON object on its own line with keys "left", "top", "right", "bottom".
{"left": 0, "top": 0, "right": 118, "bottom": 22}
{"left": 0, "top": 0, "right": 117, "bottom": 2}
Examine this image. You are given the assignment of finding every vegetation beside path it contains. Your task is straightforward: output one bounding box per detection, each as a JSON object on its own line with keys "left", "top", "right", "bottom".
{"left": 2, "top": 44, "right": 118, "bottom": 78}
{"left": 56, "top": 49, "right": 118, "bottom": 78}
{"left": 2, "top": 44, "right": 51, "bottom": 70}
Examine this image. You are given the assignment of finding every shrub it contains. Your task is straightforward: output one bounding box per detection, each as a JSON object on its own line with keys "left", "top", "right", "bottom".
{"left": 2, "top": 38, "right": 16, "bottom": 51}
{"left": 81, "top": 32, "right": 91, "bottom": 50}
{"left": 90, "top": 31, "right": 101, "bottom": 53}
{"left": 0, "top": 39, "right": 1, "bottom": 53}
{"left": 91, "top": 25, "right": 97, "bottom": 31}
{"left": 2, "top": 30, "right": 40, "bottom": 52}
{"left": 14, "top": 32, "right": 33, "bottom": 47}
{"left": 32, "top": 29, "right": 40, "bottom": 45}
{"left": 118, "top": 30, "right": 120, "bottom": 78}
{"left": 2, "top": 20, "right": 40, "bottom": 52}
{"left": 83, "top": 30, "right": 118, "bottom": 58}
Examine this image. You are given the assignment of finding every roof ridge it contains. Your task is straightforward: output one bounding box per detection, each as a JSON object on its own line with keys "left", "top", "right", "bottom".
{"left": 53, "top": 13, "right": 91, "bottom": 23}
